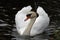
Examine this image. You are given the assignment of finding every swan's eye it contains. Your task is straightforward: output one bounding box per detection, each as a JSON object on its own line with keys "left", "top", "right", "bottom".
{"left": 26, "top": 14, "right": 32, "bottom": 17}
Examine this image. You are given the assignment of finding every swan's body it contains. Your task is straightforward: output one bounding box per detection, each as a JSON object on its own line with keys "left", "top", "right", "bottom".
{"left": 15, "top": 6, "right": 50, "bottom": 36}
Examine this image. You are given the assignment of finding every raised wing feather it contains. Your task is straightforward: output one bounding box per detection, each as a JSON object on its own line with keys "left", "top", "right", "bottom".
{"left": 30, "top": 6, "right": 50, "bottom": 36}
{"left": 15, "top": 6, "right": 32, "bottom": 35}
{"left": 37, "top": 6, "right": 48, "bottom": 17}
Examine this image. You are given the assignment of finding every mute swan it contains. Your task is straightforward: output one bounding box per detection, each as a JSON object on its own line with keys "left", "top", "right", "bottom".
{"left": 15, "top": 6, "right": 50, "bottom": 36}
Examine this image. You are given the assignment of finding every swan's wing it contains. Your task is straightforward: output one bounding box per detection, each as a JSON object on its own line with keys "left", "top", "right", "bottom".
{"left": 18, "top": 5, "right": 32, "bottom": 14}
{"left": 30, "top": 6, "right": 50, "bottom": 36}
{"left": 37, "top": 6, "right": 48, "bottom": 17}
{"left": 15, "top": 6, "right": 32, "bottom": 35}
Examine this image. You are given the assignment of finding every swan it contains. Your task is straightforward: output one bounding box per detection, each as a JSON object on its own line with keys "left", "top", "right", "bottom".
{"left": 15, "top": 6, "right": 50, "bottom": 36}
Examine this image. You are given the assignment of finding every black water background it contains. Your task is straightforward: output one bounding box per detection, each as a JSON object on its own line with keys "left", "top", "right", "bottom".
{"left": 0, "top": 0, "right": 60, "bottom": 40}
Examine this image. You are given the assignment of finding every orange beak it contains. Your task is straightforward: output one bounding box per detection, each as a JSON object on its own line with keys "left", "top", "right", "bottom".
{"left": 24, "top": 16, "right": 30, "bottom": 21}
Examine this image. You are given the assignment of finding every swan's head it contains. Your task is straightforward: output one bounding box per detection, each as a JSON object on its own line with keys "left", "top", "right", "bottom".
{"left": 25, "top": 11, "right": 39, "bottom": 21}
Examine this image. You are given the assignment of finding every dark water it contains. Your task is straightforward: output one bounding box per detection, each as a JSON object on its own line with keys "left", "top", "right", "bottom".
{"left": 0, "top": 0, "right": 60, "bottom": 40}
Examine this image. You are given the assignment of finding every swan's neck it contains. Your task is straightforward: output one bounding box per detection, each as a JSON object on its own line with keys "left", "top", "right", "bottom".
{"left": 23, "top": 17, "right": 37, "bottom": 35}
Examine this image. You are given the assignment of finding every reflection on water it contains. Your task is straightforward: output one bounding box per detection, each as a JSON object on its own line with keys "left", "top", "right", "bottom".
{"left": 0, "top": 0, "right": 60, "bottom": 40}
{"left": 11, "top": 28, "right": 49, "bottom": 40}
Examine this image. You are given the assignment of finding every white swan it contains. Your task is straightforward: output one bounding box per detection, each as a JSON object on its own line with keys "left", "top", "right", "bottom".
{"left": 15, "top": 6, "right": 50, "bottom": 36}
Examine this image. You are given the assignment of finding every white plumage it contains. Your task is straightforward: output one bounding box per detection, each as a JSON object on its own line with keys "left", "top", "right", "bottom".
{"left": 15, "top": 6, "right": 50, "bottom": 36}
